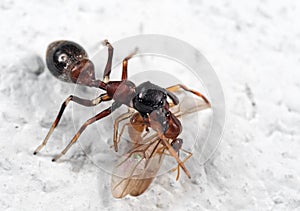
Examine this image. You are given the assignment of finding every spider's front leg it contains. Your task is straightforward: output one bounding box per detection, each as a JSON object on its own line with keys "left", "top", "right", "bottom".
{"left": 102, "top": 40, "right": 113, "bottom": 83}
{"left": 103, "top": 39, "right": 137, "bottom": 82}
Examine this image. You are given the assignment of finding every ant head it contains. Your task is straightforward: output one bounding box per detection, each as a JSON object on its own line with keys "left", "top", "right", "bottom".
{"left": 46, "top": 40, "right": 95, "bottom": 84}
{"left": 148, "top": 107, "right": 170, "bottom": 133}
{"left": 171, "top": 138, "right": 183, "bottom": 152}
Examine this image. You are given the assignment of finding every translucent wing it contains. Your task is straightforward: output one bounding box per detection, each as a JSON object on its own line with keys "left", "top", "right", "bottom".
{"left": 169, "top": 94, "right": 211, "bottom": 117}
{"left": 111, "top": 136, "right": 165, "bottom": 198}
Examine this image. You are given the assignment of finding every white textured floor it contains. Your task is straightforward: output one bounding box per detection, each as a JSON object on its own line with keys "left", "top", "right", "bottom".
{"left": 0, "top": 0, "right": 299, "bottom": 210}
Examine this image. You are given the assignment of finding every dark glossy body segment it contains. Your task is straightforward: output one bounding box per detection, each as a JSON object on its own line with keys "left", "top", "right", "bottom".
{"left": 133, "top": 81, "right": 168, "bottom": 117}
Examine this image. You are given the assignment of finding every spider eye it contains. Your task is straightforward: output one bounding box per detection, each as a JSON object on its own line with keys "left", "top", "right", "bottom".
{"left": 58, "top": 53, "right": 68, "bottom": 62}
{"left": 76, "top": 54, "right": 83, "bottom": 60}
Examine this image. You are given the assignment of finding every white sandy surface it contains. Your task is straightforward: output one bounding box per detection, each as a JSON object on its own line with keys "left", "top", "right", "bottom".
{"left": 0, "top": 0, "right": 299, "bottom": 210}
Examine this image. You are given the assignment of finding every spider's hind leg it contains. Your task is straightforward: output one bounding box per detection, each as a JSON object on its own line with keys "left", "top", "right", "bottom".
{"left": 33, "top": 94, "right": 110, "bottom": 155}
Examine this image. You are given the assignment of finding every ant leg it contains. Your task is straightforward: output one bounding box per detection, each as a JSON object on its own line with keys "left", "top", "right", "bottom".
{"left": 52, "top": 104, "right": 120, "bottom": 162}
{"left": 171, "top": 149, "right": 193, "bottom": 180}
{"left": 114, "top": 122, "right": 131, "bottom": 146}
{"left": 102, "top": 40, "right": 113, "bottom": 83}
{"left": 116, "top": 137, "right": 160, "bottom": 168}
{"left": 161, "top": 138, "right": 191, "bottom": 179}
{"left": 114, "top": 120, "right": 145, "bottom": 151}
{"left": 113, "top": 110, "right": 135, "bottom": 152}
{"left": 34, "top": 94, "right": 111, "bottom": 155}
{"left": 114, "top": 119, "right": 147, "bottom": 151}
{"left": 166, "top": 84, "right": 210, "bottom": 105}
{"left": 121, "top": 48, "right": 138, "bottom": 80}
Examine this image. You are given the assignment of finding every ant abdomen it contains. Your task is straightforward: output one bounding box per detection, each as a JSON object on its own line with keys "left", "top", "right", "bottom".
{"left": 46, "top": 40, "right": 96, "bottom": 85}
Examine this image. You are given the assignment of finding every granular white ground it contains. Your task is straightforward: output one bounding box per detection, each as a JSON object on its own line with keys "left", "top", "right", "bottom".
{"left": 0, "top": 0, "right": 299, "bottom": 210}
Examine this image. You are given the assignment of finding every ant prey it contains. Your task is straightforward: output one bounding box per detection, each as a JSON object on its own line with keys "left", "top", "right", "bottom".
{"left": 111, "top": 97, "right": 210, "bottom": 197}
{"left": 33, "top": 39, "right": 211, "bottom": 196}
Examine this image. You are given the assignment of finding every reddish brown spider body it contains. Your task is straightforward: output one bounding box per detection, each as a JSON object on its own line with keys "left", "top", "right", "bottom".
{"left": 34, "top": 39, "right": 210, "bottom": 181}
